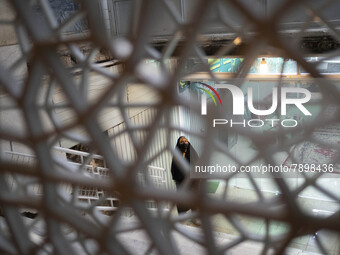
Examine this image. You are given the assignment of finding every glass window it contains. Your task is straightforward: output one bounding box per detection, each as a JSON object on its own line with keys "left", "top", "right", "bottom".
{"left": 208, "top": 57, "right": 298, "bottom": 74}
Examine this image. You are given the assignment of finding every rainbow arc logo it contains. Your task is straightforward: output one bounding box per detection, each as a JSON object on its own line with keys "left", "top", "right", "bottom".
{"left": 198, "top": 82, "right": 222, "bottom": 106}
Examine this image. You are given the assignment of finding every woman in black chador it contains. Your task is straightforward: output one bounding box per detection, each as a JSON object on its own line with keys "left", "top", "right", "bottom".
{"left": 171, "top": 136, "right": 199, "bottom": 214}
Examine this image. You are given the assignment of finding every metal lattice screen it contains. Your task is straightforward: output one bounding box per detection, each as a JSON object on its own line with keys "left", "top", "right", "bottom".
{"left": 1, "top": 0, "right": 340, "bottom": 254}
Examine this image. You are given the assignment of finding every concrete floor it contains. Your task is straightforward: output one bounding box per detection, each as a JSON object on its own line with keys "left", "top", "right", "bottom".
{"left": 117, "top": 215, "right": 327, "bottom": 255}
{"left": 207, "top": 183, "right": 340, "bottom": 255}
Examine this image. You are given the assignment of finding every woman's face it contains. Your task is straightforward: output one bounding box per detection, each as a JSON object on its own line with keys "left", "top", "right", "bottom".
{"left": 178, "top": 137, "right": 189, "bottom": 152}
{"left": 179, "top": 137, "right": 189, "bottom": 145}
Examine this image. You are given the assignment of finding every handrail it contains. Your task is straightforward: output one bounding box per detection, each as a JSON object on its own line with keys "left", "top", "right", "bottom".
{"left": 4, "top": 147, "right": 104, "bottom": 160}
{"left": 148, "top": 165, "right": 166, "bottom": 171}
{"left": 5, "top": 149, "right": 166, "bottom": 176}
{"left": 4, "top": 149, "right": 169, "bottom": 212}
{"left": 4, "top": 151, "right": 37, "bottom": 158}
{"left": 53, "top": 146, "right": 104, "bottom": 160}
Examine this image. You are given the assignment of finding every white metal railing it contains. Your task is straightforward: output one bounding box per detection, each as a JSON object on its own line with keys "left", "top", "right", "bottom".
{"left": 4, "top": 149, "right": 168, "bottom": 212}
{"left": 53, "top": 146, "right": 105, "bottom": 164}
{"left": 143, "top": 165, "right": 168, "bottom": 190}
